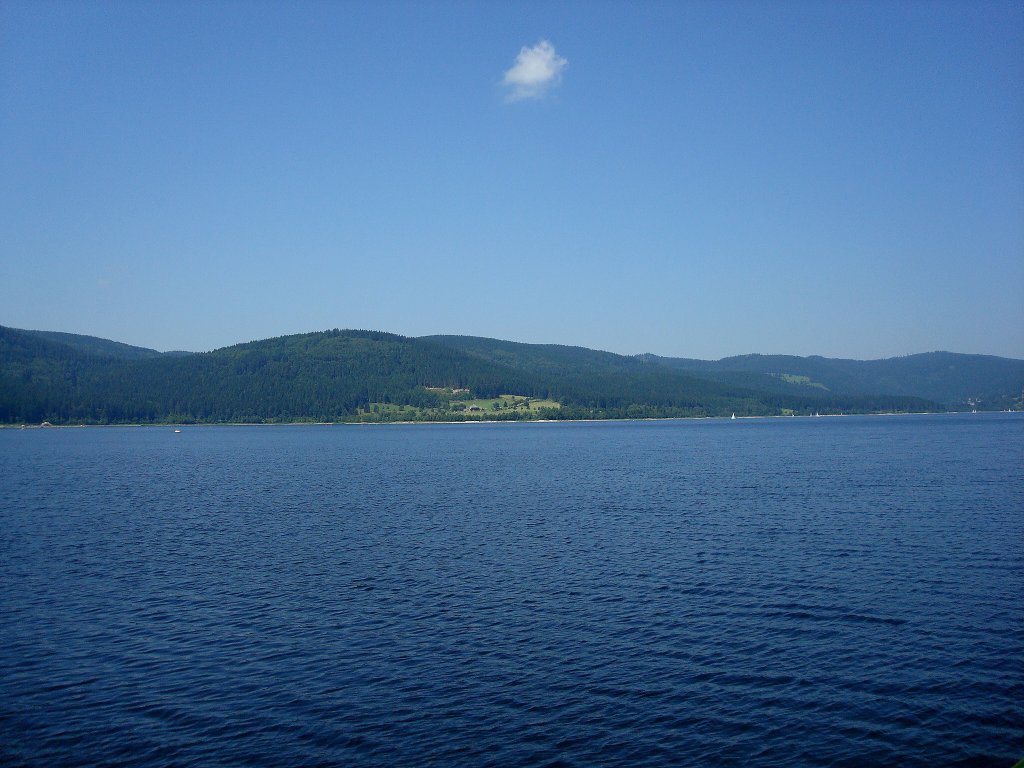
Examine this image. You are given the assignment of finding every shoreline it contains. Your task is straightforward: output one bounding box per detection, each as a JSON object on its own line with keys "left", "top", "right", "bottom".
{"left": 2, "top": 410, "right": 1003, "bottom": 430}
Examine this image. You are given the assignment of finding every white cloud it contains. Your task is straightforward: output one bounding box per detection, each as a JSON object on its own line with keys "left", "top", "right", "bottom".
{"left": 502, "top": 40, "right": 567, "bottom": 101}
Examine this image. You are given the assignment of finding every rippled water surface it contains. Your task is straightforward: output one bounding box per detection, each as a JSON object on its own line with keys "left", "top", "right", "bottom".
{"left": 2, "top": 414, "right": 1022, "bottom": 766}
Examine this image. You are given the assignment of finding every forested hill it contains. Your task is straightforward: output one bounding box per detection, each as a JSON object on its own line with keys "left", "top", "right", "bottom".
{"left": 0, "top": 327, "right": 540, "bottom": 424}
{"left": 425, "top": 336, "right": 1023, "bottom": 409}
{"left": 639, "top": 351, "right": 1024, "bottom": 410}
{"left": 3, "top": 324, "right": 1012, "bottom": 425}
{"left": 16, "top": 329, "right": 193, "bottom": 360}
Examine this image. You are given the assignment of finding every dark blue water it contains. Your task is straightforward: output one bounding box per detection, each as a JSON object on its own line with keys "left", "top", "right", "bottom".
{"left": 2, "top": 414, "right": 1022, "bottom": 767}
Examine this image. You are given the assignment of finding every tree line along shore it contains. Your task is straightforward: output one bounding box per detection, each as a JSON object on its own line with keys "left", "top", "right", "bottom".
{"left": 3, "top": 326, "right": 1021, "bottom": 426}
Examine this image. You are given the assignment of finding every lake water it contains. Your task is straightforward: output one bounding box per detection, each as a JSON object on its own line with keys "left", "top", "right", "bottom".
{"left": 1, "top": 414, "right": 1022, "bottom": 766}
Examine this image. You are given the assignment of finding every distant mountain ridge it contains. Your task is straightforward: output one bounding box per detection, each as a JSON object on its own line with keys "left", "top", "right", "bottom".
{"left": 424, "top": 335, "right": 1022, "bottom": 410}
{"left": 1, "top": 325, "right": 1020, "bottom": 424}
{"left": 18, "top": 329, "right": 194, "bottom": 360}
{"left": 639, "top": 351, "right": 1024, "bottom": 409}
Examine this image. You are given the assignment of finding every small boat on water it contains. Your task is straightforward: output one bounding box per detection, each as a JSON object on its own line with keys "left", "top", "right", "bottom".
{"left": 731, "top": 413, "right": 736, "bottom": 420}
{"left": 173, "top": 429, "right": 182, "bottom": 433}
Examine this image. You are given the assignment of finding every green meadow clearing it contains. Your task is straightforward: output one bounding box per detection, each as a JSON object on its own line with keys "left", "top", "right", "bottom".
{"left": 356, "top": 394, "right": 561, "bottom": 422}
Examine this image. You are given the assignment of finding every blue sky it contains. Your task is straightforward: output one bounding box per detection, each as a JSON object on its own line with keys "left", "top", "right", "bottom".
{"left": 2, "top": 1, "right": 1022, "bottom": 359}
